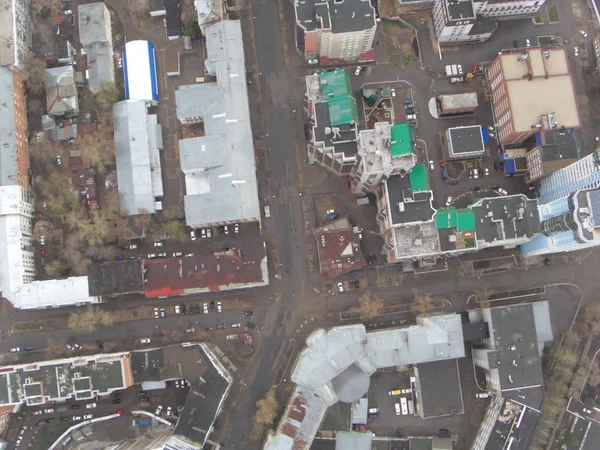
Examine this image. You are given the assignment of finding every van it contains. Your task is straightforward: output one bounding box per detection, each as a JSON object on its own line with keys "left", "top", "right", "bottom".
{"left": 394, "top": 403, "right": 401, "bottom": 415}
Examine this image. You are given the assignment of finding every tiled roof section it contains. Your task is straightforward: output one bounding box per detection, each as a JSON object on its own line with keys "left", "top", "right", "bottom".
{"left": 143, "top": 236, "right": 267, "bottom": 297}
{"left": 87, "top": 261, "right": 144, "bottom": 296}
{"left": 78, "top": 3, "right": 112, "bottom": 47}
{"left": 313, "top": 216, "right": 365, "bottom": 279}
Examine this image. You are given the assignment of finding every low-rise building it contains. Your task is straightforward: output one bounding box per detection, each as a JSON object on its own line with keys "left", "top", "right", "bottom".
{"left": 438, "top": 92, "right": 478, "bottom": 116}
{"left": 352, "top": 122, "right": 417, "bottom": 195}
{"left": 445, "top": 125, "right": 486, "bottom": 159}
{"left": 313, "top": 216, "right": 366, "bottom": 280}
{"left": 295, "top": 0, "right": 377, "bottom": 63}
{"left": 414, "top": 359, "right": 464, "bottom": 418}
{"left": 488, "top": 47, "right": 581, "bottom": 145}
{"left": 433, "top": 0, "right": 497, "bottom": 44}
{"left": 525, "top": 128, "right": 581, "bottom": 183}
{"left": 113, "top": 100, "right": 164, "bottom": 216}
{"left": 45, "top": 65, "right": 79, "bottom": 117}
{"left": 305, "top": 70, "right": 359, "bottom": 175}
{"left": 78, "top": 3, "right": 115, "bottom": 92}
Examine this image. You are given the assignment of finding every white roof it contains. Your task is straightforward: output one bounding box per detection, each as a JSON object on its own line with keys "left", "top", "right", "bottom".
{"left": 123, "top": 40, "right": 158, "bottom": 103}
{"left": 8, "top": 277, "right": 99, "bottom": 310}
{"left": 0, "top": 214, "right": 28, "bottom": 296}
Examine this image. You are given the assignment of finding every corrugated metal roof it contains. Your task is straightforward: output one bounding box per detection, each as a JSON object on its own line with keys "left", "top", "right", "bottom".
{"left": 78, "top": 3, "right": 112, "bottom": 47}
{"left": 113, "top": 101, "right": 163, "bottom": 215}
{"left": 86, "top": 42, "right": 114, "bottom": 92}
{"left": 0, "top": 67, "right": 18, "bottom": 186}
{"left": 45, "top": 65, "right": 79, "bottom": 116}
{"left": 175, "top": 20, "right": 260, "bottom": 227}
{"left": 335, "top": 431, "right": 372, "bottom": 450}
{"left": 147, "top": 115, "right": 164, "bottom": 198}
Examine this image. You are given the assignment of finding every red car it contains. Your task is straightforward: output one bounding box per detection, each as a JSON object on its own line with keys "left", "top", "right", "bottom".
{"left": 472, "top": 63, "right": 479, "bottom": 73}
{"left": 115, "top": 409, "right": 123, "bottom": 415}
{"left": 440, "top": 160, "right": 445, "bottom": 168}
{"left": 40, "top": 248, "right": 46, "bottom": 256}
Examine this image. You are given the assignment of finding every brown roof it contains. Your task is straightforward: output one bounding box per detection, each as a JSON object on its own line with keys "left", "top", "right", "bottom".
{"left": 313, "top": 216, "right": 365, "bottom": 280}
{"left": 144, "top": 237, "right": 267, "bottom": 297}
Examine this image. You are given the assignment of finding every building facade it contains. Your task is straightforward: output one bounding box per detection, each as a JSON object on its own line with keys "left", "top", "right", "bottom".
{"left": 433, "top": 0, "right": 497, "bottom": 43}
{"left": 473, "top": 0, "right": 545, "bottom": 19}
{"left": 0, "top": 66, "right": 29, "bottom": 188}
{"left": 0, "top": 0, "right": 32, "bottom": 67}
{"left": 295, "top": 0, "right": 377, "bottom": 62}
{"left": 488, "top": 48, "right": 581, "bottom": 145}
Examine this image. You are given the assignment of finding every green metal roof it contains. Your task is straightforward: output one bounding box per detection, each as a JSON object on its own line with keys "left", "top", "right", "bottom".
{"left": 320, "top": 70, "right": 351, "bottom": 99}
{"left": 390, "top": 123, "right": 414, "bottom": 156}
{"left": 328, "top": 96, "right": 358, "bottom": 126}
{"left": 409, "top": 165, "right": 429, "bottom": 192}
{"left": 435, "top": 208, "right": 476, "bottom": 232}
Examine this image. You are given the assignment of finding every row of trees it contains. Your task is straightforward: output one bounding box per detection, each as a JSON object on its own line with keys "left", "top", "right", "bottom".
{"left": 350, "top": 289, "right": 435, "bottom": 320}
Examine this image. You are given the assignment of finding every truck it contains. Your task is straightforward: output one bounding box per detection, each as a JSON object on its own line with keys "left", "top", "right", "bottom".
{"left": 356, "top": 197, "right": 370, "bottom": 206}
{"left": 444, "top": 64, "right": 458, "bottom": 77}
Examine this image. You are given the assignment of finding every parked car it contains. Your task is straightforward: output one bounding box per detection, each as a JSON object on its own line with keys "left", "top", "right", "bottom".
{"left": 394, "top": 403, "right": 401, "bottom": 416}
{"left": 190, "top": 230, "right": 196, "bottom": 240}
{"left": 216, "top": 302, "right": 222, "bottom": 312}
{"left": 391, "top": 88, "right": 396, "bottom": 97}
{"left": 140, "top": 338, "right": 151, "bottom": 344}
{"left": 148, "top": 254, "right": 156, "bottom": 259}
{"left": 406, "top": 114, "right": 416, "bottom": 120}
{"left": 231, "top": 323, "right": 241, "bottom": 328}
{"left": 115, "top": 409, "right": 123, "bottom": 415}
{"left": 243, "top": 310, "right": 253, "bottom": 317}
{"left": 70, "top": 404, "right": 80, "bottom": 410}
{"left": 574, "top": 46, "right": 579, "bottom": 57}
{"left": 389, "top": 389, "right": 401, "bottom": 396}
{"left": 210, "top": 301, "right": 215, "bottom": 311}
{"left": 140, "top": 396, "right": 150, "bottom": 402}
{"left": 86, "top": 403, "right": 96, "bottom": 409}
{"left": 154, "top": 308, "right": 159, "bottom": 319}
{"left": 9, "top": 348, "right": 20, "bottom": 353}
{"left": 203, "top": 303, "right": 209, "bottom": 314}
{"left": 153, "top": 242, "right": 164, "bottom": 247}
{"left": 24, "top": 346, "right": 33, "bottom": 351}
{"left": 174, "top": 305, "right": 180, "bottom": 314}
{"left": 473, "top": 168, "right": 479, "bottom": 179}
{"left": 166, "top": 406, "right": 172, "bottom": 417}
{"left": 72, "top": 416, "right": 82, "bottom": 421}
{"left": 129, "top": 244, "right": 138, "bottom": 249}
{"left": 354, "top": 66, "right": 362, "bottom": 76}
{"left": 36, "top": 420, "right": 46, "bottom": 427}
{"left": 337, "top": 282, "right": 344, "bottom": 293}
{"left": 580, "top": 30, "right": 588, "bottom": 38}
{"left": 484, "top": 168, "right": 489, "bottom": 176}
{"left": 513, "top": 39, "right": 519, "bottom": 48}
{"left": 216, "top": 323, "right": 226, "bottom": 329}
{"left": 439, "top": 429, "right": 451, "bottom": 437}
{"left": 493, "top": 161, "right": 500, "bottom": 171}
{"left": 476, "top": 393, "right": 490, "bottom": 398}
{"left": 497, "top": 188, "right": 508, "bottom": 196}
{"left": 173, "top": 252, "right": 182, "bottom": 257}
{"left": 308, "top": 58, "right": 318, "bottom": 65}
{"left": 56, "top": 155, "right": 62, "bottom": 165}
{"left": 234, "top": 223, "right": 239, "bottom": 234}
{"left": 112, "top": 399, "right": 121, "bottom": 405}
{"left": 60, "top": 416, "right": 70, "bottom": 422}
{"left": 223, "top": 225, "right": 229, "bottom": 234}
{"left": 440, "top": 160, "right": 445, "bottom": 168}
{"left": 160, "top": 308, "right": 165, "bottom": 318}
{"left": 429, "top": 160, "right": 434, "bottom": 171}
{"left": 445, "top": 196, "right": 452, "bottom": 207}
{"left": 525, "top": 38, "right": 531, "bottom": 47}
{"left": 158, "top": 253, "right": 167, "bottom": 258}
{"left": 206, "top": 228, "right": 212, "bottom": 238}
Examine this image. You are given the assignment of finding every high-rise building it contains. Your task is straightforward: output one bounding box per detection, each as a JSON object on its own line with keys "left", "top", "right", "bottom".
{"left": 522, "top": 152, "right": 600, "bottom": 256}
{"left": 433, "top": 0, "right": 497, "bottom": 43}
{"left": 295, "top": 0, "right": 377, "bottom": 63}
{"left": 488, "top": 47, "right": 581, "bottom": 145}
{"left": 473, "top": 0, "right": 545, "bottom": 20}
{"left": 0, "top": 0, "right": 32, "bottom": 67}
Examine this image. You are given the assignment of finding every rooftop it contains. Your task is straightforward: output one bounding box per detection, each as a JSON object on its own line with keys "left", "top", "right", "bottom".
{"left": 445, "top": 0, "right": 475, "bottom": 21}
{"left": 9, "top": 277, "right": 99, "bottom": 310}
{"left": 86, "top": 42, "right": 115, "bottom": 93}
{"left": 45, "top": 65, "right": 79, "bottom": 116}
{"left": 0, "top": 353, "right": 131, "bottom": 406}
{"left": 87, "top": 261, "right": 144, "bottom": 296}
{"left": 496, "top": 48, "right": 580, "bottom": 133}
{"left": 357, "top": 122, "right": 416, "bottom": 175}
{"left": 415, "top": 359, "right": 464, "bottom": 418}
{"left": 471, "top": 195, "right": 541, "bottom": 246}
{"left": 143, "top": 236, "right": 268, "bottom": 297}
{"left": 439, "top": 92, "right": 478, "bottom": 111}
{"left": 390, "top": 123, "right": 415, "bottom": 156}
{"left": 163, "top": 0, "right": 182, "bottom": 38}
{"left": 295, "top": 0, "right": 376, "bottom": 34}
{"left": 335, "top": 431, "right": 372, "bottom": 450}
{"left": 113, "top": 100, "right": 164, "bottom": 216}
{"left": 313, "top": 102, "right": 358, "bottom": 159}
{"left": 0, "top": 68, "right": 18, "bottom": 186}
{"left": 78, "top": 3, "right": 112, "bottom": 47}
{"left": 313, "top": 216, "right": 366, "bottom": 279}
{"left": 385, "top": 174, "right": 435, "bottom": 226}
{"left": 538, "top": 128, "right": 580, "bottom": 173}
{"left": 448, "top": 126, "right": 485, "bottom": 157}
{"left": 175, "top": 20, "right": 260, "bottom": 228}
{"left": 391, "top": 222, "right": 441, "bottom": 258}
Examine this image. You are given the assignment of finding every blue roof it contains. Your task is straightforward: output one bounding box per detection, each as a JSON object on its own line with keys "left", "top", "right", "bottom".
{"left": 480, "top": 126, "right": 489, "bottom": 145}
{"left": 123, "top": 40, "right": 159, "bottom": 104}
{"left": 505, "top": 158, "right": 516, "bottom": 174}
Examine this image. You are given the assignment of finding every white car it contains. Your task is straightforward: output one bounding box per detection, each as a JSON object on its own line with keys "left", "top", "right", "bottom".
{"left": 583, "top": 408, "right": 592, "bottom": 414}
{"left": 201, "top": 229, "right": 206, "bottom": 238}
{"left": 85, "top": 403, "right": 96, "bottom": 409}
{"left": 580, "top": 30, "right": 588, "bottom": 38}
{"left": 234, "top": 224, "right": 239, "bottom": 234}
{"left": 72, "top": 416, "right": 82, "bottom": 421}
{"left": 391, "top": 88, "right": 396, "bottom": 98}
{"left": 173, "top": 252, "right": 182, "bottom": 257}
{"left": 445, "top": 196, "right": 452, "bottom": 207}
{"left": 33, "top": 410, "right": 43, "bottom": 416}
{"left": 473, "top": 168, "right": 479, "bottom": 179}
{"left": 154, "top": 308, "right": 159, "bottom": 319}
{"left": 232, "top": 323, "right": 241, "bottom": 328}
{"left": 153, "top": 242, "right": 164, "bottom": 247}
{"left": 166, "top": 406, "right": 172, "bottom": 417}
{"left": 64, "top": 9, "right": 73, "bottom": 15}
{"left": 206, "top": 228, "right": 212, "bottom": 238}
{"left": 326, "top": 209, "right": 335, "bottom": 214}
{"left": 217, "top": 302, "right": 222, "bottom": 312}
{"left": 308, "top": 58, "right": 318, "bottom": 65}
{"left": 429, "top": 160, "right": 435, "bottom": 171}
{"left": 155, "top": 405, "right": 163, "bottom": 415}
{"left": 337, "top": 282, "right": 344, "bottom": 293}
{"left": 476, "top": 393, "right": 490, "bottom": 398}
{"left": 457, "top": 64, "right": 463, "bottom": 75}
{"left": 83, "top": 414, "right": 93, "bottom": 420}
{"left": 394, "top": 403, "right": 401, "bottom": 416}
{"left": 148, "top": 254, "right": 156, "bottom": 259}
{"left": 497, "top": 188, "right": 508, "bottom": 196}
{"left": 140, "top": 338, "right": 151, "bottom": 344}
{"left": 175, "top": 305, "right": 180, "bottom": 314}
{"left": 355, "top": 66, "right": 362, "bottom": 76}
{"left": 203, "top": 302, "right": 209, "bottom": 313}
{"left": 525, "top": 38, "right": 531, "bottom": 47}
{"left": 223, "top": 225, "right": 229, "bottom": 234}
{"left": 484, "top": 168, "right": 490, "bottom": 176}
{"left": 190, "top": 230, "right": 196, "bottom": 240}
{"left": 9, "top": 348, "right": 20, "bottom": 353}
{"left": 574, "top": 47, "right": 579, "bottom": 57}
{"left": 56, "top": 155, "right": 62, "bottom": 165}
{"left": 44, "top": 408, "right": 54, "bottom": 413}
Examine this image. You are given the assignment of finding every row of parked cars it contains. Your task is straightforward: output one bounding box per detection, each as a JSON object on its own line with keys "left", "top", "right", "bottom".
{"left": 190, "top": 224, "right": 239, "bottom": 240}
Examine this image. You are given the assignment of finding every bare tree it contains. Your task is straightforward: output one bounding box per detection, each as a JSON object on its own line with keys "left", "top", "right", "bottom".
{"left": 164, "top": 220, "right": 187, "bottom": 242}
{"left": 351, "top": 291, "right": 385, "bottom": 320}
{"left": 133, "top": 212, "right": 152, "bottom": 229}
{"left": 42, "top": 172, "right": 78, "bottom": 215}
{"left": 255, "top": 388, "right": 279, "bottom": 425}
{"left": 31, "top": 0, "right": 62, "bottom": 17}
{"left": 44, "top": 259, "right": 65, "bottom": 277}
{"left": 21, "top": 55, "right": 47, "bottom": 95}
{"left": 74, "top": 132, "right": 114, "bottom": 174}
{"left": 77, "top": 211, "right": 109, "bottom": 247}
{"left": 95, "top": 83, "right": 120, "bottom": 111}
{"left": 412, "top": 288, "right": 434, "bottom": 314}
{"left": 61, "top": 234, "right": 93, "bottom": 275}
{"left": 67, "top": 307, "right": 115, "bottom": 332}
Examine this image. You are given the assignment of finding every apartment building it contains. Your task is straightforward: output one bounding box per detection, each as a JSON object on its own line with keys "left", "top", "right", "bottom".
{"left": 473, "top": 0, "right": 545, "bottom": 19}
{"left": 295, "top": 0, "right": 377, "bottom": 62}
{"left": 488, "top": 48, "right": 581, "bottom": 145}
{"left": 0, "top": 66, "right": 29, "bottom": 188}
{"left": 0, "top": 0, "right": 32, "bottom": 67}
{"left": 433, "top": 0, "right": 497, "bottom": 43}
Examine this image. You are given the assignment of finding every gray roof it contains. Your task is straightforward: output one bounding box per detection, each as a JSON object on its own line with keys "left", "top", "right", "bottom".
{"left": 295, "top": 0, "right": 377, "bottom": 34}
{"left": 175, "top": 20, "right": 260, "bottom": 227}
{"left": 448, "top": 125, "right": 485, "bottom": 156}
{"left": 45, "top": 65, "right": 79, "bottom": 116}
{"left": 0, "top": 67, "right": 18, "bottom": 186}
{"left": 481, "top": 303, "right": 548, "bottom": 409}
{"left": 415, "top": 359, "right": 464, "bottom": 418}
{"left": 446, "top": 0, "right": 475, "bottom": 20}
{"left": 86, "top": 42, "right": 115, "bottom": 92}
{"left": 313, "top": 102, "right": 358, "bottom": 158}
{"left": 386, "top": 175, "right": 436, "bottom": 225}
{"left": 78, "top": 3, "right": 112, "bottom": 47}
{"left": 113, "top": 100, "right": 163, "bottom": 216}
{"left": 335, "top": 431, "right": 372, "bottom": 450}
{"left": 472, "top": 195, "right": 541, "bottom": 246}
{"left": 291, "top": 315, "right": 465, "bottom": 405}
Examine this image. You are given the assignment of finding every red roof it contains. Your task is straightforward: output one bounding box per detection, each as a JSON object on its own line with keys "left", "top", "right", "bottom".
{"left": 313, "top": 217, "right": 365, "bottom": 280}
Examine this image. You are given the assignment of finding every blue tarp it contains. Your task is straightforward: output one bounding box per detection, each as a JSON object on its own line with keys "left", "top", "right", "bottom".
{"left": 480, "top": 126, "right": 489, "bottom": 145}
{"left": 504, "top": 158, "right": 516, "bottom": 174}
{"left": 535, "top": 133, "right": 542, "bottom": 146}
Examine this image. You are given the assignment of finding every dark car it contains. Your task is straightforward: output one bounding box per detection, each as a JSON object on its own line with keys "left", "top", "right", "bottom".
{"left": 180, "top": 304, "right": 187, "bottom": 314}
{"left": 353, "top": 279, "right": 360, "bottom": 289}
{"left": 545, "top": 257, "right": 551, "bottom": 266}
{"left": 36, "top": 420, "right": 46, "bottom": 428}
{"left": 439, "top": 428, "right": 451, "bottom": 437}
{"left": 96, "top": 340, "right": 104, "bottom": 349}
{"left": 216, "top": 323, "right": 226, "bottom": 329}
{"left": 493, "top": 161, "right": 500, "bottom": 170}
{"left": 243, "top": 311, "right": 253, "bottom": 317}
{"left": 210, "top": 301, "right": 215, "bottom": 311}
{"left": 247, "top": 322, "right": 257, "bottom": 329}
{"left": 403, "top": 100, "right": 413, "bottom": 105}
{"left": 71, "top": 404, "right": 80, "bottom": 410}
{"left": 489, "top": 184, "right": 499, "bottom": 189}
{"left": 24, "top": 346, "right": 33, "bottom": 351}
{"left": 138, "top": 391, "right": 147, "bottom": 397}
{"left": 46, "top": 418, "right": 56, "bottom": 424}
{"left": 112, "top": 399, "right": 121, "bottom": 405}
{"left": 60, "top": 416, "right": 70, "bottom": 422}
{"left": 472, "top": 186, "right": 481, "bottom": 191}
{"left": 405, "top": 107, "right": 415, "bottom": 114}
{"left": 513, "top": 39, "right": 519, "bottom": 48}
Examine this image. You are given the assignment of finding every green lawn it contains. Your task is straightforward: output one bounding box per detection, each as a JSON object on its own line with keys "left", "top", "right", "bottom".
{"left": 534, "top": 9, "right": 544, "bottom": 25}
{"left": 538, "top": 35, "right": 558, "bottom": 46}
{"left": 547, "top": 5, "right": 559, "bottom": 23}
